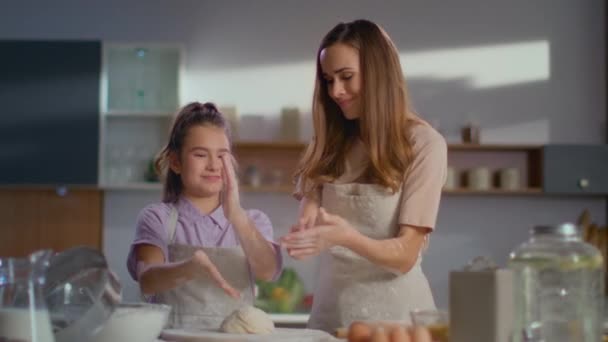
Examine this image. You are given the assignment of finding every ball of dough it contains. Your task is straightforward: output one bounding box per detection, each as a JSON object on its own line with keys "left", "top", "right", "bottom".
{"left": 220, "top": 306, "right": 275, "bottom": 334}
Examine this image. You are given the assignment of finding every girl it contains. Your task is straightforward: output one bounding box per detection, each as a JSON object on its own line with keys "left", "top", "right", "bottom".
{"left": 281, "top": 19, "right": 447, "bottom": 332}
{"left": 127, "top": 102, "right": 282, "bottom": 329}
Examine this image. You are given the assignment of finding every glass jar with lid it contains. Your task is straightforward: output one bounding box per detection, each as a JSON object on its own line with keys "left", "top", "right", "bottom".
{"left": 508, "top": 223, "right": 604, "bottom": 342}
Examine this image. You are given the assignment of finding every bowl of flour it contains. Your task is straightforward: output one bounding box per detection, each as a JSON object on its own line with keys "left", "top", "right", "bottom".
{"left": 90, "top": 302, "right": 170, "bottom": 342}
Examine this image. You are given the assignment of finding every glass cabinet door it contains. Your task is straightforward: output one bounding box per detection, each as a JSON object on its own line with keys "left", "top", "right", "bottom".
{"left": 106, "top": 46, "right": 180, "bottom": 113}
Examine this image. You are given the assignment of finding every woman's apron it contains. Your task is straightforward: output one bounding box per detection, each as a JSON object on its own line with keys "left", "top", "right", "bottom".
{"left": 155, "top": 207, "right": 255, "bottom": 330}
{"left": 308, "top": 182, "right": 436, "bottom": 332}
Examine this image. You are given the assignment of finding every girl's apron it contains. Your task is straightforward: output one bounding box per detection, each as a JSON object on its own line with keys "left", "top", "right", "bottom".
{"left": 156, "top": 207, "right": 255, "bottom": 330}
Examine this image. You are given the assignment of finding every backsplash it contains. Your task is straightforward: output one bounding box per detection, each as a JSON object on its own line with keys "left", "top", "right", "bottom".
{"left": 103, "top": 190, "right": 606, "bottom": 309}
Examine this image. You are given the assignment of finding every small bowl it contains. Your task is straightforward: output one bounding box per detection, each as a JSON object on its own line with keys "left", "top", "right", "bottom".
{"left": 90, "top": 303, "right": 171, "bottom": 342}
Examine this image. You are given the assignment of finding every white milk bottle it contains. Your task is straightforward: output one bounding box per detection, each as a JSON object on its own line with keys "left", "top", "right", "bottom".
{"left": 0, "top": 250, "right": 55, "bottom": 342}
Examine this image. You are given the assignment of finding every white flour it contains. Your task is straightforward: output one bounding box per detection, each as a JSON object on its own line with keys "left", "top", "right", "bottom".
{"left": 0, "top": 308, "right": 54, "bottom": 342}
{"left": 90, "top": 305, "right": 169, "bottom": 342}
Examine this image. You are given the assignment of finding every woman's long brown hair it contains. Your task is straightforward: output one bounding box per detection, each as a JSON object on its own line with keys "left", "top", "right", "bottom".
{"left": 294, "top": 19, "right": 420, "bottom": 196}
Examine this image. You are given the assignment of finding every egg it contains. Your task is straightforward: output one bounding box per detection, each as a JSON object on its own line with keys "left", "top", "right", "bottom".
{"left": 370, "top": 326, "right": 389, "bottom": 342}
{"left": 348, "top": 321, "right": 372, "bottom": 342}
{"left": 410, "top": 326, "right": 432, "bottom": 342}
{"left": 388, "top": 326, "right": 410, "bottom": 342}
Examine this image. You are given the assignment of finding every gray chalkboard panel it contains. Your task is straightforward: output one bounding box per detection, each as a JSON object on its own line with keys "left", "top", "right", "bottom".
{"left": 543, "top": 145, "right": 608, "bottom": 194}
{"left": 0, "top": 41, "right": 100, "bottom": 184}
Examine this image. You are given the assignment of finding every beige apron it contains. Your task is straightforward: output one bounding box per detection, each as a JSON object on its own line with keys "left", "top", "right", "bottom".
{"left": 156, "top": 207, "right": 255, "bottom": 330}
{"left": 308, "top": 182, "right": 436, "bottom": 332}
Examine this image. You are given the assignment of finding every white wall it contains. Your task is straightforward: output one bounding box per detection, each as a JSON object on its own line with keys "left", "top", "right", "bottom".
{"left": 182, "top": 0, "right": 607, "bottom": 144}
{"left": 2, "top": 0, "right": 604, "bottom": 143}
{"left": 3, "top": 0, "right": 606, "bottom": 309}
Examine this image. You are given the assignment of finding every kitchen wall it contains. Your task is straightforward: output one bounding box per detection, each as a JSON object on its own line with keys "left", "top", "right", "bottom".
{"left": 2, "top": 0, "right": 606, "bottom": 308}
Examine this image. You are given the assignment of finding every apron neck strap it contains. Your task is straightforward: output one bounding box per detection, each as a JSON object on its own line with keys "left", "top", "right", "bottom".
{"left": 167, "top": 206, "right": 179, "bottom": 244}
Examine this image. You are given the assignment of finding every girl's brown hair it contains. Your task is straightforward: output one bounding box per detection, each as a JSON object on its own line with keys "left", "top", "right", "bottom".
{"left": 294, "top": 19, "right": 421, "bottom": 196}
{"left": 155, "top": 102, "right": 231, "bottom": 203}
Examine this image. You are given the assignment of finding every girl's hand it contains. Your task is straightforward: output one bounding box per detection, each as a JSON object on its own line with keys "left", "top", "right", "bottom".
{"left": 281, "top": 208, "right": 355, "bottom": 260}
{"left": 220, "top": 154, "right": 246, "bottom": 223}
{"left": 190, "top": 249, "right": 241, "bottom": 299}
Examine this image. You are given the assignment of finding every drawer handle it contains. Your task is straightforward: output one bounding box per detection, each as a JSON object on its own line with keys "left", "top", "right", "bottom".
{"left": 56, "top": 186, "right": 69, "bottom": 197}
{"left": 578, "top": 178, "right": 590, "bottom": 189}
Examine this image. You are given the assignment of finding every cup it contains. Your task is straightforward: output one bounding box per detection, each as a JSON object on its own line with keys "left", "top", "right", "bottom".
{"left": 467, "top": 167, "right": 491, "bottom": 190}
{"left": 411, "top": 309, "right": 449, "bottom": 342}
{"left": 498, "top": 167, "right": 520, "bottom": 190}
{"left": 461, "top": 123, "right": 480, "bottom": 144}
{"left": 444, "top": 167, "right": 457, "bottom": 190}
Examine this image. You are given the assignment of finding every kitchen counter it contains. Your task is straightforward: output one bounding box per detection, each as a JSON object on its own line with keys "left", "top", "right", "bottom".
{"left": 269, "top": 313, "right": 309, "bottom": 328}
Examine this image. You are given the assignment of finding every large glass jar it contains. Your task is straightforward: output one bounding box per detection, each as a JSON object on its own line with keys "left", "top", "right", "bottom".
{"left": 508, "top": 223, "right": 604, "bottom": 342}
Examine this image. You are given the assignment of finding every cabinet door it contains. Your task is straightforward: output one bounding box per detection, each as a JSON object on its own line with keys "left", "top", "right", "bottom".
{"left": 542, "top": 145, "right": 608, "bottom": 194}
{"left": 106, "top": 46, "right": 180, "bottom": 112}
{"left": 0, "top": 41, "right": 101, "bottom": 184}
{"left": 0, "top": 188, "right": 103, "bottom": 257}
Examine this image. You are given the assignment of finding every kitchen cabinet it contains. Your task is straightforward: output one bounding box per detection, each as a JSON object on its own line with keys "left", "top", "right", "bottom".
{"left": 0, "top": 40, "right": 104, "bottom": 258}
{"left": 99, "top": 44, "right": 182, "bottom": 187}
{"left": 543, "top": 145, "right": 608, "bottom": 195}
{"left": 0, "top": 188, "right": 103, "bottom": 257}
{"left": 0, "top": 40, "right": 101, "bottom": 185}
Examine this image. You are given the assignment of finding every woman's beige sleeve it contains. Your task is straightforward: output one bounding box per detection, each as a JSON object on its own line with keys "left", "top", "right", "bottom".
{"left": 398, "top": 129, "right": 447, "bottom": 230}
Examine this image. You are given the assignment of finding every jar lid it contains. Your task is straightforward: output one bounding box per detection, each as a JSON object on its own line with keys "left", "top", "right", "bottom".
{"left": 532, "top": 223, "right": 580, "bottom": 237}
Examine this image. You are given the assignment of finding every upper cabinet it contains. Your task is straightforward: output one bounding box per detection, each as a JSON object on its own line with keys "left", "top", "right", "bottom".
{"left": 542, "top": 145, "right": 608, "bottom": 195}
{"left": 102, "top": 44, "right": 181, "bottom": 114}
{"left": 99, "top": 44, "right": 182, "bottom": 187}
{"left": 0, "top": 40, "right": 101, "bottom": 185}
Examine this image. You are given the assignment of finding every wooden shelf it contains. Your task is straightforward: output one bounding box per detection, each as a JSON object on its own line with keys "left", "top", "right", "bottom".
{"left": 447, "top": 143, "right": 542, "bottom": 151}
{"left": 99, "top": 143, "right": 546, "bottom": 196}
{"left": 101, "top": 182, "right": 162, "bottom": 191}
{"left": 234, "top": 141, "right": 306, "bottom": 149}
{"left": 104, "top": 111, "right": 174, "bottom": 118}
{"left": 99, "top": 183, "right": 551, "bottom": 196}
{"left": 239, "top": 187, "right": 545, "bottom": 195}
{"left": 443, "top": 187, "right": 543, "bottom": 195}
{"left": 241, "top": 185, "right": 293, "bottom": 193}
{"left": 100, "top": 182, "right": 294, "bottom": 193}
{"left": 233, "top": 141, "right": 542, "bottom": 151}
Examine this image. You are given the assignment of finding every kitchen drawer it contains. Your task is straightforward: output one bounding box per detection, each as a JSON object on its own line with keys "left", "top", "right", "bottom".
{"left": 542, "top": 145, "right": 608, "bottom": 194}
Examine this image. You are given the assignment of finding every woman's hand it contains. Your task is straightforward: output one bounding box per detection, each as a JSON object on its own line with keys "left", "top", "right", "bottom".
{"left": 285, "top": 195, "right": 320, "bottom": 255}
{"left": 293, "top": 198, "right": 320, "bottom": 231}
{"left": 281, "top": 208, "right": 355, "bottom": 260}
{"left": 190, "top": 249, "right": 241, "bottom": 299}
{"left": 220, "top": 154, "right": 246, "bottom": 223}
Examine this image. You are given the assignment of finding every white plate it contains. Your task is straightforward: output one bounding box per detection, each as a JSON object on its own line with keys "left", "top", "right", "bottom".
{"left": 161, "top": 327, "right": 338, "bottom": 342}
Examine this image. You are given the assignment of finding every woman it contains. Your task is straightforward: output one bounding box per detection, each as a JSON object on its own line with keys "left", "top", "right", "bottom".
{"left": 281, "top": 19, "right": 447, "bottom": 333}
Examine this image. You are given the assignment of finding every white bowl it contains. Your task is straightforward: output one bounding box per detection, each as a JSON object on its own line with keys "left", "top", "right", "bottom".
{"left": 90, "top": 303, "right": 171, "bottom": 342}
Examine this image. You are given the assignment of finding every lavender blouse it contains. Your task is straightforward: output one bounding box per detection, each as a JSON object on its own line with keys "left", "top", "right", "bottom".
{"left": 127, "top": 197, "right": 282, "bottom": 281}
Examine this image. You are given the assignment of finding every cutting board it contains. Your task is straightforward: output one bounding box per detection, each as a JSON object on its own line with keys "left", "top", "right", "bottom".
{"left": 161, "top": 328, "right": 338, "bottom": 342}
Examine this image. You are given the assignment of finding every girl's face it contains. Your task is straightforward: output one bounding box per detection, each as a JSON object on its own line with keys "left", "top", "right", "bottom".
{"left": 320, "top": 43, "right": 362, "bottom": 120}
{"left": 171, "top": 125, "right": 230, "bottom": 198}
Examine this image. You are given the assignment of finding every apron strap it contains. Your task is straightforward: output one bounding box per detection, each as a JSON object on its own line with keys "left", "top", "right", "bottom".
{"left": 140, "top": 206, "right": 179, "bottom": 304}
{"left": 167, "top": 206, "right": 179, "bottom": 244}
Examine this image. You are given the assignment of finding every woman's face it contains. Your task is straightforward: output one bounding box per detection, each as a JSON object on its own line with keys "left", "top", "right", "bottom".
{"left": 171, "top": 125, "right": 230, "bottom": 198}
{"left": 320, "top": 43, "right": 362, "bottom": 120}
